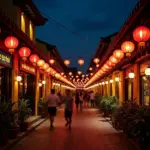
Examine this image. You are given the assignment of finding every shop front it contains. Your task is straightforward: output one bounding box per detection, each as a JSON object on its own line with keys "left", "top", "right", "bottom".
{"left": 0, "top": 49, "right": 12, "bottom": 101}
{"left": 18, "top": 61, "right": 36, "bottom": 114}
{"left": 140, "top": 60, "right": 150, "bottom": 106}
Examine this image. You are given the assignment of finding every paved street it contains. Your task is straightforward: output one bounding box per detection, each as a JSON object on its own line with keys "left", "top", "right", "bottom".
{"left": 11, "top": 108, "right": 134, "bottom": 150}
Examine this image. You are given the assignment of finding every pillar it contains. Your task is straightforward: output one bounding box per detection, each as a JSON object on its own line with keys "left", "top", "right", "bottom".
{"left": 46, "top": 75, "right": 50, "bottom": 97}
{"left": 108, "top": 82, "right": 110, "bottom": 96}
{"left": 42, "top": 72, "right": 46, "bottom": 99}
{"left": 35, "top": 68, "right": 40, "bottom": 115}
{"left": 119, "top": 71, "right": 125, "bottom": 104}
{"left": 12, "top": 53, "right": 19, "bottom": 104}
{"left": 133, "top": 63, "right": 140, "bottom": 104}
{"left": 112, "top": 73, "right": 116, "bottom": 96}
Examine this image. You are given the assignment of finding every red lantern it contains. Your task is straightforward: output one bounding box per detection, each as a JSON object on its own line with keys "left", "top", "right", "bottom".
{"left": 104, "top": 64, "right": 110, "bottom": 70}
{"left": 43, "top": 63, "right": 49, "bottom": 70}
{"left": 37, "top": 59, "right": 45, "bottom": 67}
{"left": 49, "top": 59, "right": 55, "bottom": 65}
{"left": 19, "top": 47, "right": 31, "bottom": 61}
{"left": 109, "top": 56, "right": 118, "bottom": 64}
{"left": 78, "top": 59, "right": 84, "bottom": 66}
{"left": 4, "top": 36, "right": 19, "bottom": 53}
{"left": 121, "top": 41, "right": 135, "bottom": 56}
{"left": 107, "top": 60, "right": 114, "bottom": 67}
{"left": 64, "top": 60, "right": 70, "bottom": 66}
{"left": 113, "top": 50, "right": 124, "bottom": 60}
{"left": 133, "top": 26, "right": 150, "bottom": 46}
{"left": 29, "top": 54, "right": 39, "bottom": 66}
{"left": 93, "top": 58, "right": 100, "bottom": 64}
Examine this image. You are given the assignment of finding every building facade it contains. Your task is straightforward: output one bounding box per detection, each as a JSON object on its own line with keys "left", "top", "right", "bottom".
{"left": 85, "top": 0, "right": 150, "bottom": 106}
{"left": 0, "top": 0, "right": 74, "bottom": 116}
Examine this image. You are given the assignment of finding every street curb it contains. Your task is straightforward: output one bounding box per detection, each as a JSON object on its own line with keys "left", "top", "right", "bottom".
{"left": 2, "top": 118, "right": 47, "bottom": 150}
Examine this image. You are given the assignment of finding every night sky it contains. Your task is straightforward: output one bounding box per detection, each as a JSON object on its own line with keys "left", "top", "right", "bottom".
{"left": 35, "top": 0, "right": 138, "bottom": 73}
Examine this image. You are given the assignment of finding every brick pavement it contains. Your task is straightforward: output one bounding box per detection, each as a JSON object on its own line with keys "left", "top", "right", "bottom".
{"left": 10, "top": 108, "right": 135, "bottom": 150}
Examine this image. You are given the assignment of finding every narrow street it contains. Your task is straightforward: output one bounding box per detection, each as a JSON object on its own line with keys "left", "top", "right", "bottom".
{"left": 11, "top": 107, "right": 134, "bottom": 150}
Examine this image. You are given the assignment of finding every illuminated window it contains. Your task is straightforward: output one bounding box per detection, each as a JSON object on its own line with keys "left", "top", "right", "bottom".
{"left": 21, "top": 13, "right": 25, "bottom": 33}
{"left": 29, "top": 21, "right": 33, "bottom": 40}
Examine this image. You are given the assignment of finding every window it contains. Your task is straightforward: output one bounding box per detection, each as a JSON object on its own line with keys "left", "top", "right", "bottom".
{"left": 29, "top": 21, "right": 33, "bottom": 40}
{"left": 21, "top": 13, "right": 25, "bottom": 33}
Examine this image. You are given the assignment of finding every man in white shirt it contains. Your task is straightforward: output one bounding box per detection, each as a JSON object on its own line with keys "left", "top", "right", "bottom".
{"left": 46, "top": 89, "right": 60, "bottom": 130}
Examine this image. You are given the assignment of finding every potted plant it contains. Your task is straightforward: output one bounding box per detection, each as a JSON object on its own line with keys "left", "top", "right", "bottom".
{"left": 7, "top": 101, "right": 19, "bottom": 139}
{"left": 0, "top": 99, "right": 9, "bottom": 145}
{"left": 18, "top": 99, "right": 32, "bottom": 132}
{"left": 38, "top": 97, "right": 47, "bottom": 118}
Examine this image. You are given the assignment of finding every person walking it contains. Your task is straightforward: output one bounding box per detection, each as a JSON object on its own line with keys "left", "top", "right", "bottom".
{"left": 90, "top": 91, "right": 95, "bottom": 108}
{"left": 75, "top": 92, "right": 80, "bottom": 111}
{"left": 79, "top": 92, "right": 83, "bottom": 111}
{"left": 46, "top": 89, "right": 60, "bottom": 130}
{"left": 63, "top": 89, "right": 74, "bottom": 129}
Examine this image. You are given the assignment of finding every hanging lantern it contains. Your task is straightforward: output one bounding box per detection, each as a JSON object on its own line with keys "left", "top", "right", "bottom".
{"left": 29, "top": 54, "right": 39, "bottom": 66}
{"left": 133, "top": 26, "right": 150, "bottom": 46}
{"left": 55, "top": 73, "right": 60, "bottom": 78}
{"left": 78, "top": 59, "right": 84, "bottom": 66}
{"left": 109, "top": 56, "right": 118, "bottom": 64}
{"left": 19, "top": 47, "right": 31, "bottom": 61}
{"left": 89, "top": 67, "right": 93, "bottom": 71}
{"left": 93, "top": 58, "right": 100, "bottom": 64}
{"left": 61, "top": 72, "right": 64, "bottom": 75}
{"left": 64, "top": 60, "right": 70, "bottom": 66}
{"left": 43, "top": 63, "right": 49, "bottom": 70}
{"left": 90, "top": 73, "right": 93, "bottom": 76}
{"left": 104, "top": 64, "right": 110, "bottom": 70}
{"left": 110, "top": 79, "right": 113, "bottom": 83}
{"left": 46, "top": 67, "right": 51, "bottom": 73}
{"left": 96, "top": 64, "right": 99, "bottom": 68}
{"left": 78, "top": 71, "right": 82, "bottom": 75}
{"left": 49, "top": 59, "right": 55, "bottom": 65}
{"left": 69, "top": 72, "right": 72, "bottom": 76}
{"left": 113, "top": 50, "right": 124, "bottom": 60}
{"left": 121, "top": 41, "right": 135, "bottom": 56}
{"left": 107, "top": 60, "right": 114, "bottom": 67}
{"left": 37, "top": 59, "right": 45, "bottom": 67}
{"left": 4, "top": 36, "right": 19, "bottom": 54}
{"left": 115, "top": 77, "right": 120, "bottom": 82}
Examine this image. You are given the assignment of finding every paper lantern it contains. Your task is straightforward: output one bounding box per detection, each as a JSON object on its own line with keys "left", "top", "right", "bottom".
{"left": 37, "top": 59, "right": 45, "bottom": 67}
{"left": 49, "top": 59, "right": 55, "bottom": 65}
{"left": 107, "top": 60, "right": 114, "bottom": 67}
{"left": 64, "top": 60, "right": 70, "bottom": 66}
{"left": 96, "top": 64, "right": 99, "bottom": 68}
{"left": 89, "top": 67, "right": 93, "bottom": 71}
{"left": 43, "top": 63, "right": 49, "bottom": 70}
{"left": 133, "top": 26, "right": 150, "bottom": 46}
{"left": 78, "top": 71, "right": 82, "bottom": 75}
{"left": 29, "top": 54, "right": 39, "bottom": 66}
{"left": 121, "top": 41, "right": 135, "bottom": 56}
{"left": 113, "top": 50, "right": 124, "bottom": 60}
{"left": 78, "top": 59, "right": 84, "bottom": 66}
{"left": 19, "top": 47, "right": 31, "bottom": 61}
{"left": 109, "top": 56, "right": 118, "bottom": 64}
{"left": 93, "top": 58, "right": 100, "bottom": 64}
{"left": 4, "top": 36, "right": 19, "bottom": 53}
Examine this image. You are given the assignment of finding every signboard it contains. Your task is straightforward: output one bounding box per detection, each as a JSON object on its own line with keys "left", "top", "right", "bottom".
{"left": 0, "top": 49, "right": 12, "bottom": 67}
{"left": 20, "top": 61, "right": 36, "bottom": 75}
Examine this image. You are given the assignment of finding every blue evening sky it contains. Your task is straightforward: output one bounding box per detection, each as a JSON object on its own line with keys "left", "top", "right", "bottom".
{"left": 35, "top": 0, "right": 138, "bottom": 73}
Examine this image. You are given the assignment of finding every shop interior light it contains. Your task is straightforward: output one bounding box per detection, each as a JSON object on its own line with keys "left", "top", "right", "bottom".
{"left": 128, "top": 72, "right": 135, "bottom": 79}
{"left": 42, "top": 80, "right": 46, "bottom": 84}
{"left": 145, "top": 66, "right": 150, "bottom": 76}
{"left": 105, "top": 81, "right": 108, "bottom": 84}
{"left": 39, "top": 83, "right": 42, "bottom": 87}
{"left": 16, "top": 76, "right": 22, "bottom": 82}
{"left": 110, "top": 79, "right": 113, "bottom": 83}
{"left": 115, "top": 77, "right": 120, "bottom": 82}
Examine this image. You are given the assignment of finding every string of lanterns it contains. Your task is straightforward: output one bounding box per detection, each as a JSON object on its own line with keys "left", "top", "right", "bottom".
{"left": 85, "top": 25, "right": 150, "bottom": 88}
{"left": 4, "top": 35, "right": 75, "bottom": 88}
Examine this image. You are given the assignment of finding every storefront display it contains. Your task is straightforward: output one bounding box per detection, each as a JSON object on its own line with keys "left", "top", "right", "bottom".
{"left": 19, "top": 61, "right": 36, "bottom": 114}
{"left": 0, "top": 49, "right": 12, "bottom": 101}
